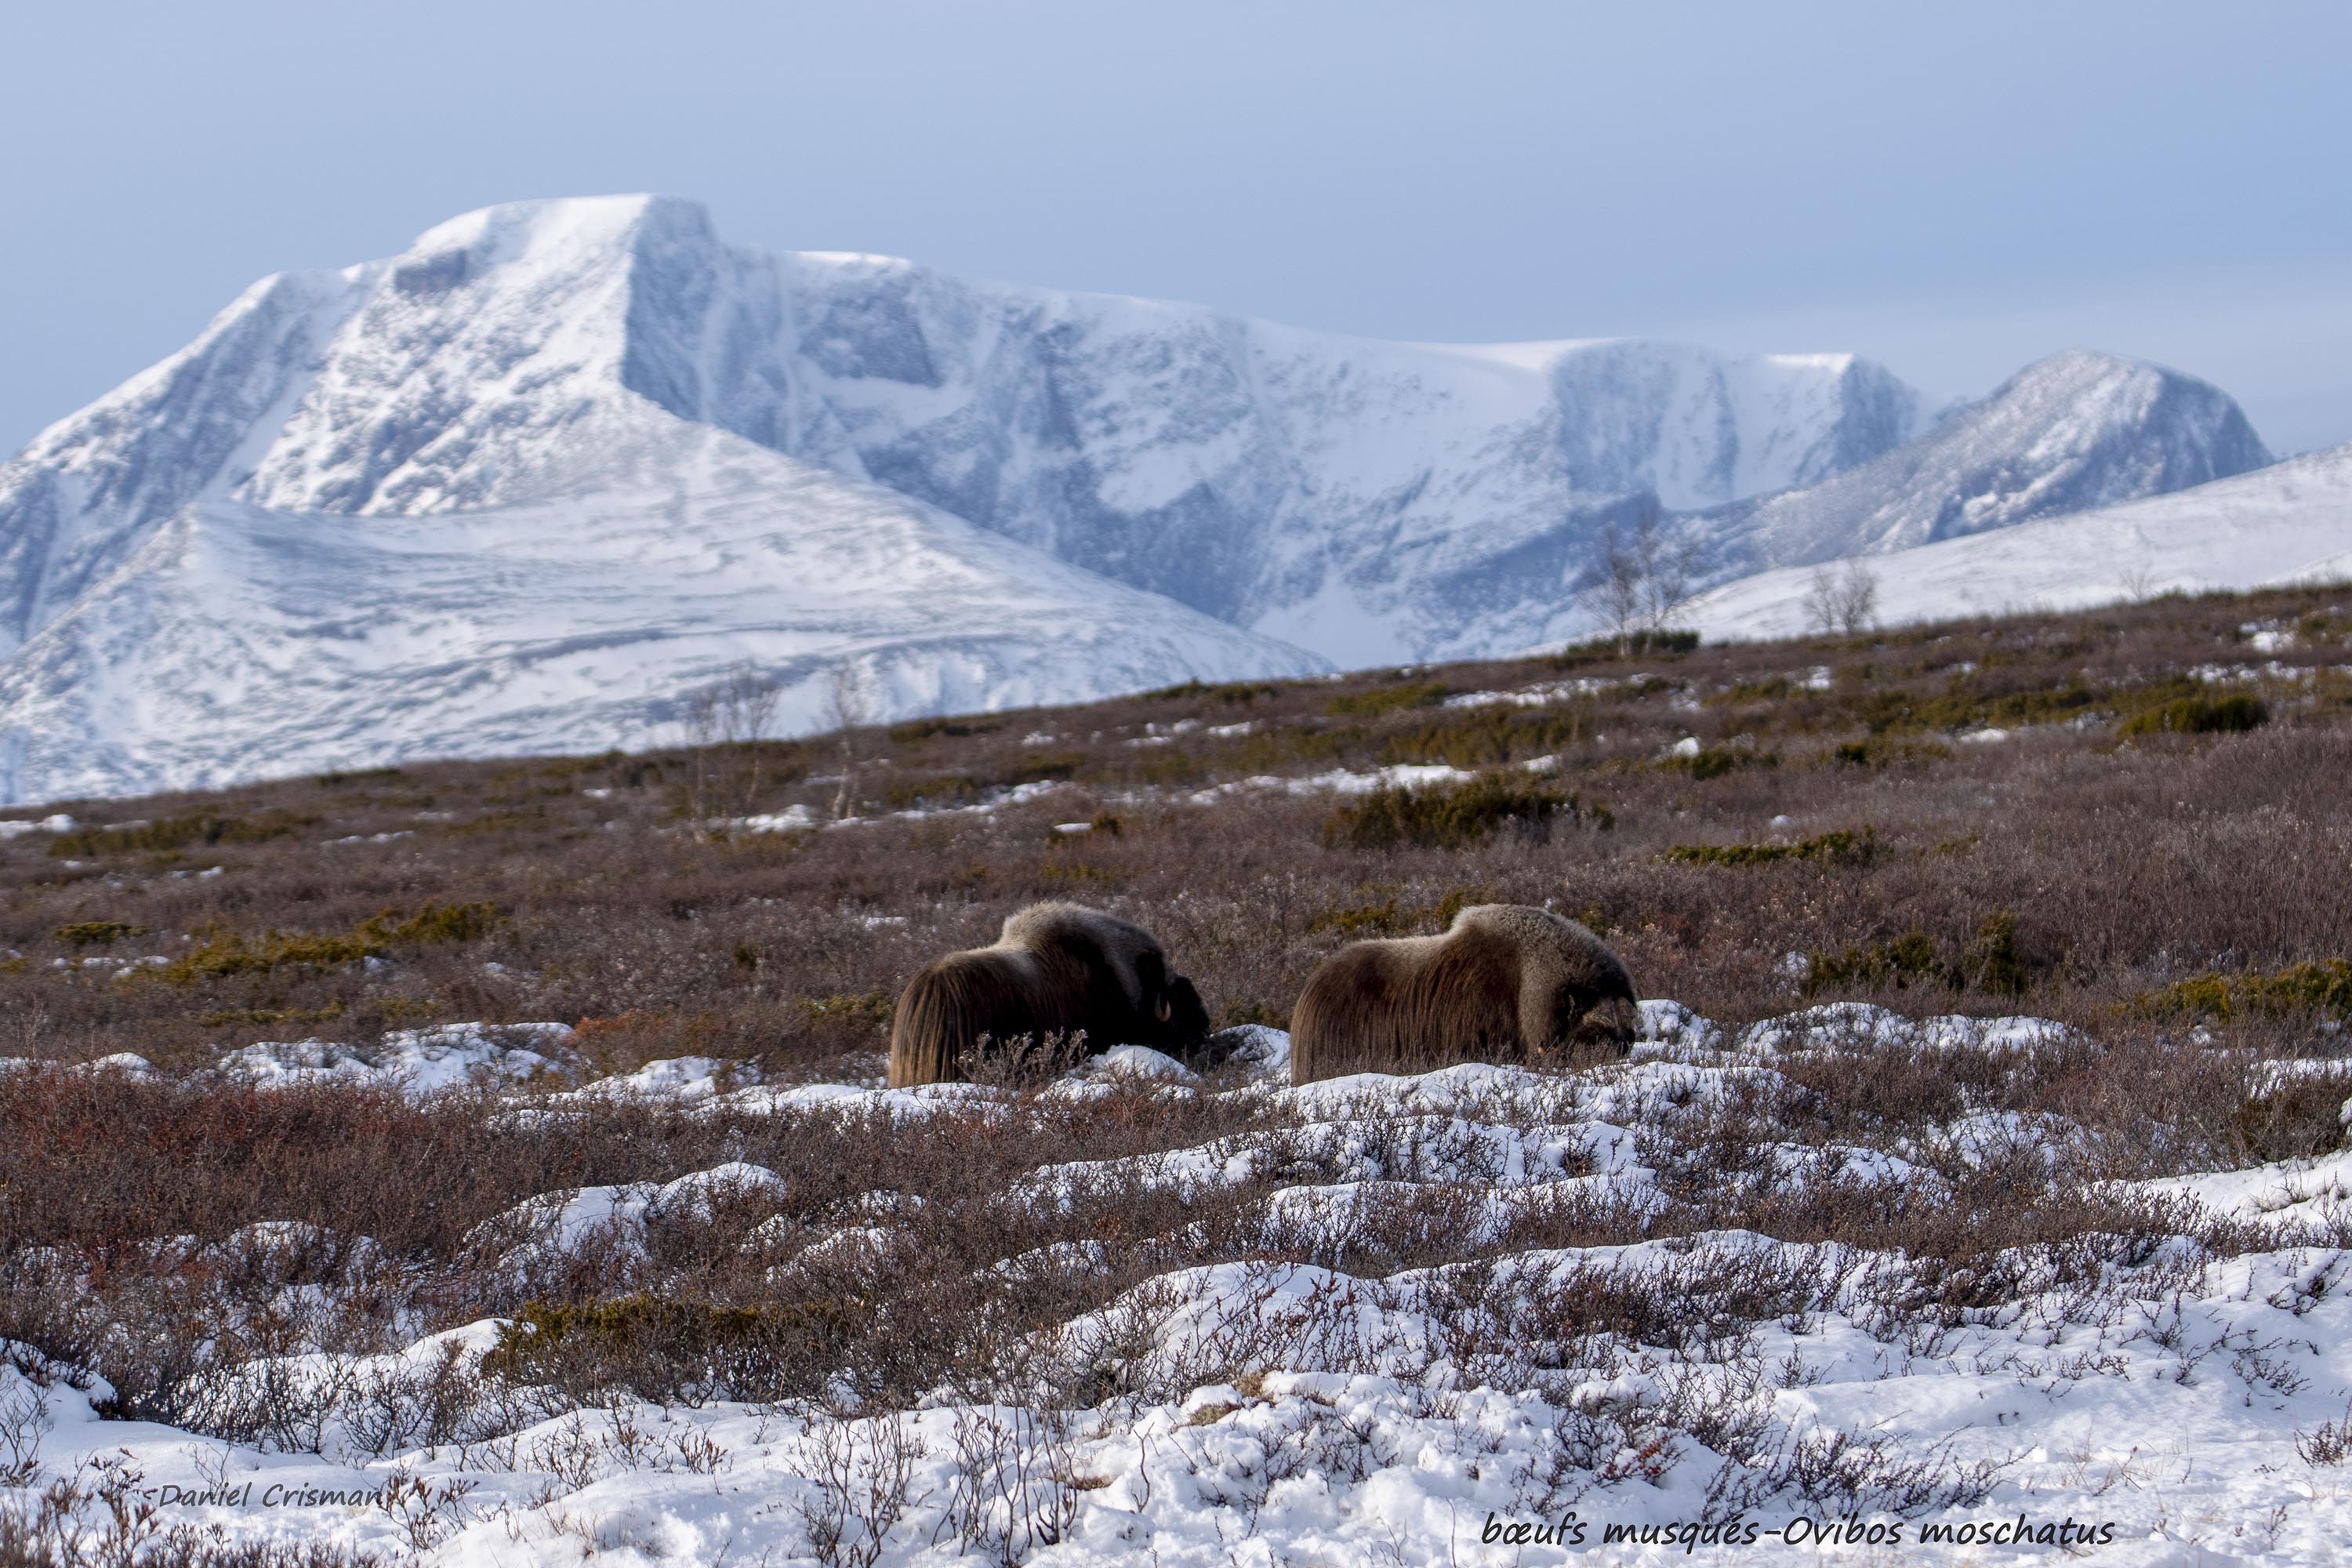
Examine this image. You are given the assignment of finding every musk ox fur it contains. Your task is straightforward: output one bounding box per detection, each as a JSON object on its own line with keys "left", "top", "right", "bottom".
{"left": 1287, "top": 904, "right": 1639, "bottom": 1084}
{"left": 887, "top": 902, "right": 1210, "bottom": 1087}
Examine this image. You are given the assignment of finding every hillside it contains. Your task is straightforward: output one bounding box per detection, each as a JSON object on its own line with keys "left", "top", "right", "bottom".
{"left": 6, "top": 582, "right": 2347, "bottom": 1069}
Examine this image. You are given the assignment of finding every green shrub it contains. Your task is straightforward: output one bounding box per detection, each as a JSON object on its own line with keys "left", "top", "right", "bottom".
{"left": 1311, "top": 884, "right": 1486, "bottom": 938}
{"left": 1967, "top": 911, "right": 2031, "bottom": 998}
{"left": 884, "top": 775, "right": 981, "bottom": 810}
{"left": 1009, "top": 752, "right": 1085, "bottom": 784}
{"left": 1659, "top": 746, "right": 1778, "bottom": 781}
{"left": 2117, "top": 693, "right": 2268, "bottom": 737}
{"left": 1380, "top": 710, "right": 1588, "bottom": 768}
{"left": 48, "top": 811, "right": 311, "bottom": 858}
{"left": 796, "top": 990, "right": 896, "bottom": 1029}
{"left": 1322, "top": 774, "right": 1600, "bottom": 851}
{"left": 1553, "top": 628, "right": 1700, "bottom": 666}
{"left": 1843, "top": 676, "right": 2137, "bottom": 737}
{"left": 1803, "top": 913, "right": 2034, "bottom": 999}
{"left": 1803, "top": 928, "right": 1947, "bottom": 995}
{"left": 160, "top": 902, "right": 500, "bottom": 985}
{"left": 2134, "top": 960, "right": 2352, "bottom": 1022}
{"left": 1665, "top": 828, "right": 1877, "bottom": 869}
{"left": 1326, "top": 681, "right": 1451, "bottom": 719}
{"left": 55, "top": 920, "right": 140, "bottom": 948}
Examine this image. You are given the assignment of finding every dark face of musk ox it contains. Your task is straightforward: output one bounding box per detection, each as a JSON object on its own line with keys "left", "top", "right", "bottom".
{"left": 1149, "top": 975, "right": 1212, "bottom": 1051}
{"left": 1576, "top": 993, "right": 1641, "bottom": 1058}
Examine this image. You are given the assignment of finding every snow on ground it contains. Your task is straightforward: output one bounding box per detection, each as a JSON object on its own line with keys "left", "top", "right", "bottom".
{"left": 216, "top": 1022, "right": 579, "bottom": 1092}
{"left": 9, "top": 1003, "right": 2352, "bottom": 1563}
{"left": 1685, "top": 440, "right": 2352, "bottom": 643}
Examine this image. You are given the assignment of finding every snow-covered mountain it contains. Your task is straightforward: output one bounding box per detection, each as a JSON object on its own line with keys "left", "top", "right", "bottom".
{"left": 0, "top": 197, "right": 1933, "bottom": 669}
{"left": 1682, "top": 439, "right": 2352, "bottom": 641}
{"left": 0, "top": 193, "right": 2302, "bottom": 803}
{"left": 1693, "top": 347, "right": 2273, "bottom": 579}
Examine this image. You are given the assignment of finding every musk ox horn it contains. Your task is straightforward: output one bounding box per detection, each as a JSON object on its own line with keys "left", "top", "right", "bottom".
{"left": 888, "top": 902, "right": 1211, "bottom": 1088}
{"left": 1287, "top": 903, "right": 1638, "bottom": 1086}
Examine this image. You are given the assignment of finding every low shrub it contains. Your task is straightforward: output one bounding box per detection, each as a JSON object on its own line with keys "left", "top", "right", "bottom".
{"left": 1322, "top": 774, "right": 1599, "bottom": 851}
{"left": 2117, "top": 693, "right": 2268, "bottom": 737}
{"left": 1666, "top": 829, "right": 1877, "bottom": 869}
{"left": 483, "top": 1295, "right": 862, "bottom": 1403}
{"left": 1802, "top": 915, "right": 2034, "bottom": 1000}
{"left": 1380, "top": 710, "right": 1587, "bottom": 768}
{"left": 1553, "top": 628, "right": 1700, "bottom": 666}
{"left": 1659, "top": 746, "right": 1778, "bottom": 781}
{"left": 1145, "top": 678, "right": 1281, "bottom": 705}
{"left": 2233, "top": 1076, "right": 2350, "bottom": 1163}
{"left": 2134, "top": 960, "right": 2352, "bottom": 1022}
{"left": 888, "top": 716, "right": 1005, "bottom": 742}
{"left": 1312, "top": 885, "right": 1486, "bottom": 938}
{"left": 1830, "top": 736, "right": 1953, "bottom": 768}
{"left": 55, "top": 920, "right": 140, "bottom": 947}
{"left": 1803, "top": 928, "right": 1947, "bottom": 996}
{"left": 49, "top": 811, "right": 311, "bottom": 858}
{"left": 1326, "top": 681, "right": 1450, "bottom": 719}
{"left": 160, "top": 903, "right": 499, "bottom": 985}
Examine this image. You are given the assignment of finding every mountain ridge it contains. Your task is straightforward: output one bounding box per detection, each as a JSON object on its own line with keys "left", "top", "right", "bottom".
{"left": 0, "top": 193, "right": 2318, "bottom": 804}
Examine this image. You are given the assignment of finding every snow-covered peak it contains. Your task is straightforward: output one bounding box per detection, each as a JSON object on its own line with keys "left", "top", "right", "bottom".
{"left": 1701, "top": 347, "right": 2272, "bottom": 577}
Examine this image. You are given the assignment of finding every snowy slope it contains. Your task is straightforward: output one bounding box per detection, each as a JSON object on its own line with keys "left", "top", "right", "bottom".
{"left": 1683, "top": 439, "right": 2352, "bottom": 641}
{"left": 16, "top": 1004, "right": 2352, "bottom": 1565}
{"left": 1697, "top": 348, "right": 2272, "bottom": 579}
{"left": 0, "top": 413, "right": 1325, "bottom": 804}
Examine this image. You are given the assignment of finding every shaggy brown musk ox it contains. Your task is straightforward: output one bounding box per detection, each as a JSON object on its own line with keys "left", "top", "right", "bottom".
{"left": 887, "top": 902, "right": 1210, "bottom": 1087}
{"left": 1288, "top": 904, "right": 1639, "bottom": 1084}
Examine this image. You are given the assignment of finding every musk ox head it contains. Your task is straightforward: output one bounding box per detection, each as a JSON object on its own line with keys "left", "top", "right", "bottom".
{"left": 1147, "top": 972, "right": 1212, "bottom": 1050}
{"left": 1566, "top": 990, "right": 1641, "bottom": 1061}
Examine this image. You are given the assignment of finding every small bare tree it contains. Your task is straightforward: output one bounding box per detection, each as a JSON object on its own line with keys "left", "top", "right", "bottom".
{"left": 1802, "top": 560, "right": 1880, "bottom": 637}
{"left": 825, "top": 663, "right": 873, "bottom": 822}
{"left": 1583, "top": 518, "right": 1650, "bottom": 658}
{"left": 714, "top": 664, "right": 782, "bottom": 815}
{"left": 1578, "top": 510, "right": 1701, "bottom": 655}
{"left": 679, "top": 662, "right": 783, "bottom": 829}
{"left": 1639, "top": 523, "right": 1703, "bottom": 639}
{"left": 1834, "top": 560, "right": 1880, "bottom": 636}
{"left": 681, "top": 686, "right": 724, "bottom": 836}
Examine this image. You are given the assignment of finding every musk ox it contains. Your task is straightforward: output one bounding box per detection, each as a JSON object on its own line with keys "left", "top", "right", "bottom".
{"left": 1288, "top": 904, "right": 1639, "bottom": 1084}
{"left": 887, "top": 902, "right": 1210, "bottom": 1087}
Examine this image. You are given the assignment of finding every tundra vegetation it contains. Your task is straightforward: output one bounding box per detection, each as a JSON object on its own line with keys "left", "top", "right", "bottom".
{"left": 0, "top": 584, "right": 2347, "bottom": 1562}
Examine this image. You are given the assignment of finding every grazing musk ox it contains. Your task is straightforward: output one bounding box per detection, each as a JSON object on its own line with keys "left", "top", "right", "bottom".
{"left": 1288, "top": 904, "right": 1639, "bottom": 1085}
{"left": 887, "top": 902, "right": 1210, "bottom": 1087}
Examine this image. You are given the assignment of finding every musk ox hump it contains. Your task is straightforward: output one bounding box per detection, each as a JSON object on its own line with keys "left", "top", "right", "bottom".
{"left": 888, "top": 902, "right": 1205, "bottom": 1088}
{"left": 1447, "top": 903, "right": 1636, "bottom": 1051}
{"left": 996, "top": 902, "right": 1169, "bottom": 1011}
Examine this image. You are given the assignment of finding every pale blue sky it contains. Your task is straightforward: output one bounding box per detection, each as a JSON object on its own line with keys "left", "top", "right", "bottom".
{"left": 5, "top": 1, "right": 2347, "bottom": 455}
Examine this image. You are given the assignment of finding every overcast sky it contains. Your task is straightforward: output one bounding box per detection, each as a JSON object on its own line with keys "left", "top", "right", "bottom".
{"left": 5, "top": 1, "right": 2347, "bottom": 456}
